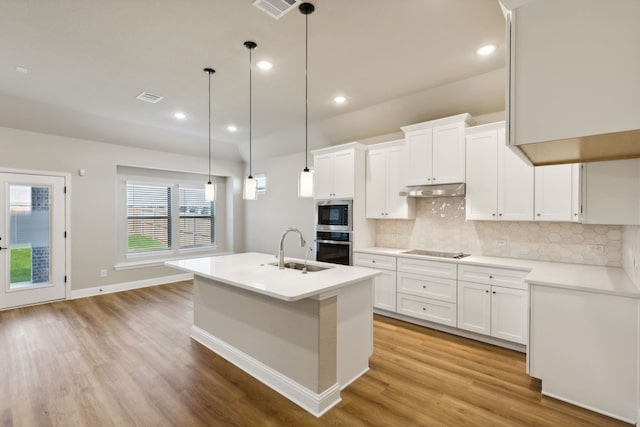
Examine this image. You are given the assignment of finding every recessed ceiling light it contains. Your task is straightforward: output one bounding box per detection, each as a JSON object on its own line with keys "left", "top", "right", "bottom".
{"left": 257, "top": 61, "right": 272, "bottom": 71}
{"left": 476, "top": 44, "right": 496, "bottom": 56}
{"left": 334, "top": 95, "right": 346, "bottom": 105}
{"left": 227, "top": 125, "right": 237, "bottom": 132}
{"left": 174, "top": 112, "right": 186, "bottom": 120}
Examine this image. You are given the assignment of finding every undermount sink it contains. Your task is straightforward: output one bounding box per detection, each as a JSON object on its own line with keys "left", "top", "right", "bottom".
{"left": 267, "top": 261, "right": 332, "bottom": 273}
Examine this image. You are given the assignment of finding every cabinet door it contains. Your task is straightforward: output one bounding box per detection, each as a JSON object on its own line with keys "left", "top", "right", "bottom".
{"left": 386, "top": 145, "right": 414, "bottom": 219}
{"left": 498, "top": 131, "right": 534, "bottom": 221}
{"left": 432, "top": 123, "right": 465, "bottom": 184}
{"left": 405, "top": 129, "right": 433, "bottom": 185}
{"left": 366, "top": 149, "right": 387, "bottom": 218}
{"left": 331, "top": 150, "right": 355, "bottom": 198}
{"left": 465, "top": 130, "right": 498, "bottom": 220}
{"left": 491, "top": 286, "right": 528, "bottom": 345}
{"left": 457, "top": 282, "right": 491, "bottom": 336}
{"left": 373, "top": 270, "right": 396, "bottom": 312}
{"left": 313, "top": 153, "right": 334, "bottom": 198}
{"left": 534, "top": 164, "right": 573, "bottom": 221}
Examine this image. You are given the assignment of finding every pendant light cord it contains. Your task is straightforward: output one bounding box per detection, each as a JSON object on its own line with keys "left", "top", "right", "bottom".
{"left": 249, "top": 46, "right": 253, "bottom": 179}
{"left": 208, "top": 71, "right": 212, "bottom": 183}
{"left": 304, "top": 12, "right": 309, "bottom": 172}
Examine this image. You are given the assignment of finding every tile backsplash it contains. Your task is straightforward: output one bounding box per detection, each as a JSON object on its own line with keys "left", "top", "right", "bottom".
{"left": 376, "top": 197, "right": 623, "bottom": 267}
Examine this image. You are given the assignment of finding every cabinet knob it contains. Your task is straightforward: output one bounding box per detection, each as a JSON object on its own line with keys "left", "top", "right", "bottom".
{"left": 485, "top": 290, "right": 489, "bottom": 293}
{"left": 427, "top": 178, "right": 432, "bottom": 181}
{"left": 422, "top": 307, "right": 426, "bottom": 311}
{"left": 499, "top": 213, "right": 503, "bottom": 217}
{"left": 492, "top": 213, "right": 496, "bottom": 216}
{"left": 489, "top": 275, "right": 493, "bottom": 279}
{"left": 372, "top": 260, "right": 376, "bottom": 263}
{"left": 492, "top": 291, "right": 496, "bottom": 294}
{"left": 537, "top": 213, "right": 541, "bottom": 217}
{"left": 422, "top": 285, "right": 426, "bottom": 289}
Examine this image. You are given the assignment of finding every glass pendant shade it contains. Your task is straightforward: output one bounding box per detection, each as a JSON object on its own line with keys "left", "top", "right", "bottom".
{"left": 205, "top": 182, "right": 216, "bottom": 202}
{"left": 243, "top": 177, "right": 258, "bottom": 200}
{"left": 298, "top": 168, "right": 314, "bottom": 198}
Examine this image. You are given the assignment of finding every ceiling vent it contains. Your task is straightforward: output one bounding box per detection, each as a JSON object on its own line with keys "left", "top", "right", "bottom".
{"left": 136, "top": 91, "right": 163, "bottom": 103}
{"left": 252, "top": 0, "right": 300, "bottom": 19}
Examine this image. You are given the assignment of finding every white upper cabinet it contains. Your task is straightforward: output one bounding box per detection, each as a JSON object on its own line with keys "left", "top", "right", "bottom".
{"left": 582, "top": 159, "right": 640, "bottom": 225}
{"left": 402, "top": 114, "right": 475, "bottom": 186}
{"left": 312, "top": 143, "right": 366, "bottom": 199}
{"left": 366, "top": 140, "right": 416, "bottom": 219}
{"left": 534, "top": 164, "right": 581, "bottom": 222}
{"left": 505, "top": 0, "right": 640, "bottom": 164}
{"left": 466, "top": 122, "right": 533, "bottom": 221}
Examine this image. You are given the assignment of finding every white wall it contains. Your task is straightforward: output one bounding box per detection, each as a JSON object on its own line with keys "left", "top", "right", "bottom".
{"left": 0, "top": 126, "right": 245, "bottom": 291}
{"left": 244, "top": 151, "right": 315, "bottom": 260}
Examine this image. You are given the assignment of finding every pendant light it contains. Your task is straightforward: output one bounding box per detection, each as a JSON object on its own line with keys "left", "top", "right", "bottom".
{"left": 243, "top": 41, "right": 258, "bottom": 201}
{"left": 298, "top": 2, "right": 315, "bottom": 198}
{"left": 204, "top": 67, "right": 216, "bottom": 202}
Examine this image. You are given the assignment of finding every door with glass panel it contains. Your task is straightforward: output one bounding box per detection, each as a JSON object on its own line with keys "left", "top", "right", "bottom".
{"left": 0, "top": 173, "right": 66, "bottom": 310}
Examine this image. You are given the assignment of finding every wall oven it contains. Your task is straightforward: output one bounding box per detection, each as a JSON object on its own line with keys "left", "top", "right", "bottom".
{"left": 315, "top": 231, "right": 352, "bottom": 266}
{"left": 315, "top": 199, "right": 352, "bottom": 231}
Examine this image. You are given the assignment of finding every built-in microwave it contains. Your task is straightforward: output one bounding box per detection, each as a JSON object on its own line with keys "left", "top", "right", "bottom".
{"left": 315, "top": 199, "right": 353, "bottom": 231}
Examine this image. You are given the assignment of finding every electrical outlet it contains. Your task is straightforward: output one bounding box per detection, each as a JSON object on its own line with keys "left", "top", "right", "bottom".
{"left": 100, "top": 269, "right": 108, "bottom": 278}
{"left": 586, "top": 244, "right": 605, "bottom": 255}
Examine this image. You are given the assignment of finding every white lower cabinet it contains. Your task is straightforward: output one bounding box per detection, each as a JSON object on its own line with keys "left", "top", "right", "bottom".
{"left": 353, "top": 253, "right": 397, "bottom": 312}
{"left": 457, "top": 264, "right": 528, "bottom": 345}
{"left": 396, "top": 257, "right": 457, "bottom": 327}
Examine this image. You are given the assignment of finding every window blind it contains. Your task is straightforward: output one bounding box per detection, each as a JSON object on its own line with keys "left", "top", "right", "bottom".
{"left": 126, "top": 184, "right": 171, "bottom": 252}
{"left": 179, "top": 187, "right": 215, "bottom": 248}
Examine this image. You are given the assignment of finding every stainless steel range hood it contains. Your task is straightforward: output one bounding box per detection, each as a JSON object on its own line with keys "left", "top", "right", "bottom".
{"left": 399, "top": 183, "right": 465, "bottom": 198}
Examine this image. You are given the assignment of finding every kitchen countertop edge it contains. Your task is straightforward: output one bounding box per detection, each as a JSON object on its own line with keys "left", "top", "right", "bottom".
{"left": 355, "top": 247, "right": 640, "bottom": 299}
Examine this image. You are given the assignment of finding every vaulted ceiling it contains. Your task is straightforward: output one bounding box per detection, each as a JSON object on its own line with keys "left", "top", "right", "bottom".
{"left": 0, "top": 0, "right": 506, "bottom": 162}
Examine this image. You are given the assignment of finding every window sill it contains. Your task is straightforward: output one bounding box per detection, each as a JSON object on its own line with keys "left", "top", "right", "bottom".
{"left": 114, "top": 249, "right": 233, "bottom": 271}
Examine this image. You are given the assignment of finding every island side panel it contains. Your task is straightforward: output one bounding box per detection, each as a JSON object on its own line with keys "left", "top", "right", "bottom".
{"left": 193, "top": 275, "right": 336, "bottom": 394}
{"left": 336, "top": 278, "right": 374, "bottom": 388}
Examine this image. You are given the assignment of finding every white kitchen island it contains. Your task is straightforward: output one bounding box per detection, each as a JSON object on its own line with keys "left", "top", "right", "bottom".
{"left": 165, "top": 252, "right": 379, "bottom": 417}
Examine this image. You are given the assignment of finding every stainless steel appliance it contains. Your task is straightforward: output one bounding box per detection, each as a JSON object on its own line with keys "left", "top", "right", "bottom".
{"left": 315, "top": 231, "right": 352, "bottom": 265}
{"left": 315, "top": 199, "right": 352, "bottom": 231}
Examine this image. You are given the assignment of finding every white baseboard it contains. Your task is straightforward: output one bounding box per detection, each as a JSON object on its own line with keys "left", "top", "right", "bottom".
{"left": 541, "top": 391, "right": 635, "bottom": 425}
{"left": 69, "top": 273, "right": 193, "bottom": 299}
{"left": 191, "top": 325, "right": 342, "bottom": 417}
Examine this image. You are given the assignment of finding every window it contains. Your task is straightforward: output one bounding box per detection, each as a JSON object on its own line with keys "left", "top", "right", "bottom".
{"left": 179, "top": 187, "right": 215, "bottom": 249}
{"left": 117, "top": 166, "right": 228, "bottom": 266}
{"left": 127, "top": 184, "right": 172, "bottom": 253}
{"left": 254, "top": 173, "right": 267, "bottom": 194}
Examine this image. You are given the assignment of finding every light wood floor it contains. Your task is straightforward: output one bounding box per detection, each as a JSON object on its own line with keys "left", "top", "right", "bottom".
{"left": 0, "top": 281, "right": 630, "bottom": 426}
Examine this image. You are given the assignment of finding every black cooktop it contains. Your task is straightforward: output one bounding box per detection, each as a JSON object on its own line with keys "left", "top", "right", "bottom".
{"left": 401, "top": 249, "right": 469, "bottom": 259}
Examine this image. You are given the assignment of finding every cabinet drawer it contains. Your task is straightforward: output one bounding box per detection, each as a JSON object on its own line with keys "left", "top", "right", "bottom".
{"left": 397, "top": 257, "right": 457, "bottom": 279}
{"left": 396, "top": 293, "right": 457, "bottom": 327}
{"left": 397, "top": 272, "right": 456, "bottom": 303}
{"left": 458, "top": 264, "right": 528, "bottom": 290}
{"left": 353, "top": 253, "right": 396, "bottom": 271}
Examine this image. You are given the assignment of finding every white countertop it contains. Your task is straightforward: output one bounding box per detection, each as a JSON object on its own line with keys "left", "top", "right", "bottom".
{"left": 166, "top": 252, "right": 379, "bottom": 302}
{"left": 355, "top": 247, "right": 640, "bottom": 299}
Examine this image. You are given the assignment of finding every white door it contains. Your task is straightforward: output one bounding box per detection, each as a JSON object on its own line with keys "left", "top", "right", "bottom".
{"left": 331, "top": 149, "right": 355, "bottom": 198}
{"left": 0, "top": 173, "right": 66, "bottom": 310}
{"left": 373, "top": 269, "right": 396, "bottom": 311}
{"left": 498, "top": 130, "right": 534, "bottom": 221}
{"left": 465, "top": 130, "right": 498, "bottom": 220}
{"left": 432, "top": 123, "right": 465, "bottom": 184}
{"left": 491, "top": 286, "right": 528, "bottom": 345}
{"left": 405, "top": 129, "right": 433, "bottom": 185}
{"left": 534, "top": 164, "right": 573, "bottom": 221}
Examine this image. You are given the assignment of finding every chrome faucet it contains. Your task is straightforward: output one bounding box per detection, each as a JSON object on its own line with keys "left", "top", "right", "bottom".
{"left": 278, "top": 227, "right": 306, "bottom": 269}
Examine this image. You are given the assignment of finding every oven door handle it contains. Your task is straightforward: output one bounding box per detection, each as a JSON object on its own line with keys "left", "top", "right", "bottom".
{"left": 316, "top": 239, "right": 352, "bottom": 245}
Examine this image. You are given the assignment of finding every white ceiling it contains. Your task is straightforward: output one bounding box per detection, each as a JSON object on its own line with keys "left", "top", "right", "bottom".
{"left": 0, "top": 0, "right": 507, "bottom": 163}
